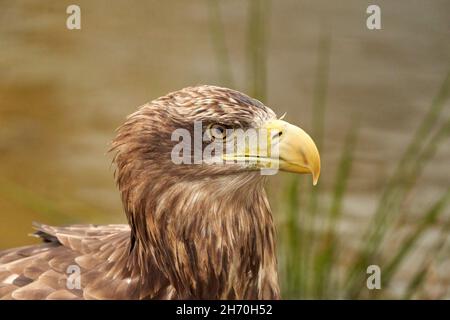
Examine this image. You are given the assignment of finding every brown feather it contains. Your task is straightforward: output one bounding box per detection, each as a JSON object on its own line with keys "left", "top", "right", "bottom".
{"left": 0, "top": 85, "right": 280, "bottom": 299}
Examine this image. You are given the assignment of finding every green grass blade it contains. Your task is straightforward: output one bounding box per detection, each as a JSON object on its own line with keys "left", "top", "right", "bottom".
{"left": 206, "top": 0, "right": 234, "bottom": 87}
{"left": 313, "top": 123, "right": 358, "bottom": 298}
{"left": 246, "top": 0, "right": 270, "bottom": 102}
{"left": 403, "top": 217, "right": 450, "bottom": 299}
{"left": 283, "top": 175, "right": 301, "bottom": 297}
{"left": 382, "top": 188, "right": 450, "bottom": 287}
{"left": 345, "top": 71, "right": 450, "bottom": 296}
{"left": 302, "top": 29, "right": 331, "bottom": 297}
{"left": 308, "top": 29, "right": 331, "bottom": 215}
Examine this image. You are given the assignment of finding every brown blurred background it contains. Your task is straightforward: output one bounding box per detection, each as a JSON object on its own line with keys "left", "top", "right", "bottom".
{"left": 0, "top": 0, "right": 449, "bottom": 298}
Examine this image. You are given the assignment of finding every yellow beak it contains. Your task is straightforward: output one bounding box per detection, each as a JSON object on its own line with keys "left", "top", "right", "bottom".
{"left": 263, "top": 119, "right": 321, "bottom": 185}
{"left": 222, "top": 119, "right": 321, "bottom": 185}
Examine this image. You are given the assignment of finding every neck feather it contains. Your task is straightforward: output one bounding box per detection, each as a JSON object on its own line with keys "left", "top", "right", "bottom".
{"left": 122, "top": 171, "right": 280, "bottom": 299}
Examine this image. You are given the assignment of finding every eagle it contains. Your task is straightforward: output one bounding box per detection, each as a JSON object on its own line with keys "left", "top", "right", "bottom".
{"left": 0, "top": 85, "right": 320, "bottom": 300}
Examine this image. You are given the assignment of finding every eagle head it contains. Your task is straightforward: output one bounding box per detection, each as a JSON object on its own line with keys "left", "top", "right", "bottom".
{"left": 110, "top": 85, "right": 320, "bottom": 299}
{"left": 112, "top": 85, "right": 320, "bottom": 188}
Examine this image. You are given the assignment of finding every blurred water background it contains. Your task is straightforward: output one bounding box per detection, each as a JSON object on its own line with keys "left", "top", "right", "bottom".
{"left": 0, "top": 0, "right": 449, "bottom": 298}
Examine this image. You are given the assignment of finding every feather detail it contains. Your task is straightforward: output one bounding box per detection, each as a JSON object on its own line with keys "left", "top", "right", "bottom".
{"left": 0, "top": 86, "right": 281, "bottom": 299}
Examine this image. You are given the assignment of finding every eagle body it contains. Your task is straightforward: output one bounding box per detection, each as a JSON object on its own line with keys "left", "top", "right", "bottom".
{"left": 0, "top": 86, "right": 320, "bottom": 299}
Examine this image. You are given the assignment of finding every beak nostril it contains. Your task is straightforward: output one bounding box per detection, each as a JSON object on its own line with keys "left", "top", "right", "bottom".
{"left": 272, "top": 131, "right": 283, "bottom": 140}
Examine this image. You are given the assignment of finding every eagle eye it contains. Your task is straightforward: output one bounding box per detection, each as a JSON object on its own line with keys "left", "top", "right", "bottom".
{"left": 207, "top": 124, "right": 229, "bottom": 141}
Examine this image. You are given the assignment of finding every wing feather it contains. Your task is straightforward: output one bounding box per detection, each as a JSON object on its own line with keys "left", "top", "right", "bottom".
{"left": 0, "top": 222, "right": 168, "bottom": 299}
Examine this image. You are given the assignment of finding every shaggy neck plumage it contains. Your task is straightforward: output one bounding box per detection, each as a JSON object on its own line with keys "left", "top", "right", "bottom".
{"left": 120, "top": 170, "right": 280, "bottom": 299}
